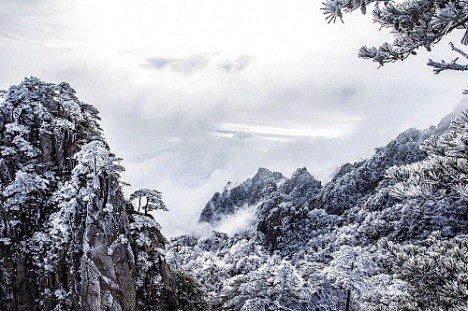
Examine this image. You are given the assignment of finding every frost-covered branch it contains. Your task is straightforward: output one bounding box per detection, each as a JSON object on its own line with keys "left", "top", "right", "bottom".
{"left": 428, "top": 42, "right": 468, "bottom": 74}
{"left": 323, "top": 0, "right": 468, "bottom": 89}
{"left": 428, "top": 57, "right": 468, "bottom": 73}
{"left": 450, "top": 41, "right": 468, "bottom": 59}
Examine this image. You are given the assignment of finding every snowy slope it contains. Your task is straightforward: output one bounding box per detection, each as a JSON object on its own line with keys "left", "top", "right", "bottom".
{"left": 168, "top": 104, "right": 468, "bottom": 311}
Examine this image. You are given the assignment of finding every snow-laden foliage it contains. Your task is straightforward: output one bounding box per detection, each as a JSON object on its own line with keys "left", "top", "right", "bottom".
{"left": 172, "top": 270, "right": 211, "bottom": 311}
{"left": 129, "top": 213, "right": 178, "bottom": 311}
{"left": 168, "top": 107, "right": 468, "bottom": 311}
{"left": 313, "top": 127, "right": 433, "bottom": 216}
{"left": 382, "top": 234, "right": 468, "bottom": 310}
{"left": 322, "top": 0, "right": 468, "bottom": 90}
{"left": 387, "top": 112, "right": 468, "bottom": 201}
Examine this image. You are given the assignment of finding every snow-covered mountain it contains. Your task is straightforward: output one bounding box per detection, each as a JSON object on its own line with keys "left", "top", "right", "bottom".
{"left": 199, "top": 167, "right": 322, "bottom": 251}
{"left": 0, "top": 79, "right": 179, "bottom": 311}
{"left": 199, "top": 167, "right": 288, "bottom": 224}
{"left": 1, "top": 78, "right": 467, "bottom": 311}
{"left": 168, "top": 104, "right": 468, "bottom": 310}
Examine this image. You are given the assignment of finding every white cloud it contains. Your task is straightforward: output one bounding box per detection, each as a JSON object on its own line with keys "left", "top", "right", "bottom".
{"left": 145, "top": 55, "right": 210, "bottom": 74}
{"left": 215, "top": 119, "right": 359, "bottom": 139}
{"left": 214, "top": 205, "right": 258, "bottom": 236}
{"left": 0, "top": 0, "right": 466, "bottom": 237}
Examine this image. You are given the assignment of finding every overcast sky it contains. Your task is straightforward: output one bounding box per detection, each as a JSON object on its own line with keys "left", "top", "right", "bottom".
{"left": 1, "top": 0, "right": 467, "bottom": 236}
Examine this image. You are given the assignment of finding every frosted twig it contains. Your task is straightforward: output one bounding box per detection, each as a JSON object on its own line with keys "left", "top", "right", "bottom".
{"left": 449, "top": 42, "right": 468, "bottom": 60}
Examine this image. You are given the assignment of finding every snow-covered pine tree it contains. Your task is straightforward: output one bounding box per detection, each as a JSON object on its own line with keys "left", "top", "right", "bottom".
{"left": 387, "top": 111, "right": 468, "bottom": 201}
{"left": 322, "top": 0, "right": 468, "bottom": 89}
{"left": 381, "top": 234, "right": 468, "bottom": 310}
{"left": 130, "top": 188, "right": 168, "bottom": 215}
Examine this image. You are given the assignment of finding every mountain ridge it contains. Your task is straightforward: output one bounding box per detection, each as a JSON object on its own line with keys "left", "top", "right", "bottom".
{"left": 168, "top": 102, "right": 468, "bottom": 310}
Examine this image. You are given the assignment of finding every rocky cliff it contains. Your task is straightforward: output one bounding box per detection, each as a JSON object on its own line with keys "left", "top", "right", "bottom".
{"left": 0, "top": 78, "right": 178, "bottom": 311}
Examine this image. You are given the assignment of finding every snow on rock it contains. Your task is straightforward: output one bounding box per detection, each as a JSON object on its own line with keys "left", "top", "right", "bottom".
{"left": 169, "top": 105, "right": 468, "bottom": 311}
{"left": 0, "top": 78, "right": 179, "bottom": 311}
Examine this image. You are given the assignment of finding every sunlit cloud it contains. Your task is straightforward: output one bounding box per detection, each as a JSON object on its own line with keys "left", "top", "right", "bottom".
{"left": 215, "top": 119, "right": 360, "bottom": 139}
{"left": 213, "top": 131, "right": 294, "bottom": 142}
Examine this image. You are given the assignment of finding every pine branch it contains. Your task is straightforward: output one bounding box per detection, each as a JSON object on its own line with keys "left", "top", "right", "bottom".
{"left": 449, "top": 42, "right": 468, "bottom": 60}
{"left": 323, "top": 0, "right": 468, "bottom": 81}
{"left": 427, "top": 58, "right": 468, "bottom": 74}
{"left": 427, "top": 43, "right": 468, "bottom": 74}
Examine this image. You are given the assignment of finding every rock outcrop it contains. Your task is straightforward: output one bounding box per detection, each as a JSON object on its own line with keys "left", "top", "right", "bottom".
{"left": 0, "top": 78, "right": 178, "bottom": 311}
{"left": 199, "top": 167, "right": 322, "bottom": 251}
{"left": 199, "top": 168, "right": 287, "bottom": 224}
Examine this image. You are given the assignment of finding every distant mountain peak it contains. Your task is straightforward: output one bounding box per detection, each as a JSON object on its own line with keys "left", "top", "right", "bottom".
{"left": 438, "top": 98, "right": 468, "bottom": 130}
{"left": 199, "top": 166, "right": 321, "bottom": 227}
{"left": 290, "top": 167, "right": 313, "bottom": 181}
{"left": 252, "top": 167, "right": 284, "bottom": 181}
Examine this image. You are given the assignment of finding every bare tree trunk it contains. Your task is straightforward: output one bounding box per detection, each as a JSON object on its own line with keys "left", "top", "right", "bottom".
{"left": 345, "top": 289, "right": 351, "bottom": 311}
{"left": 345, "top": 260, "right": 355, "bottom": 311}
